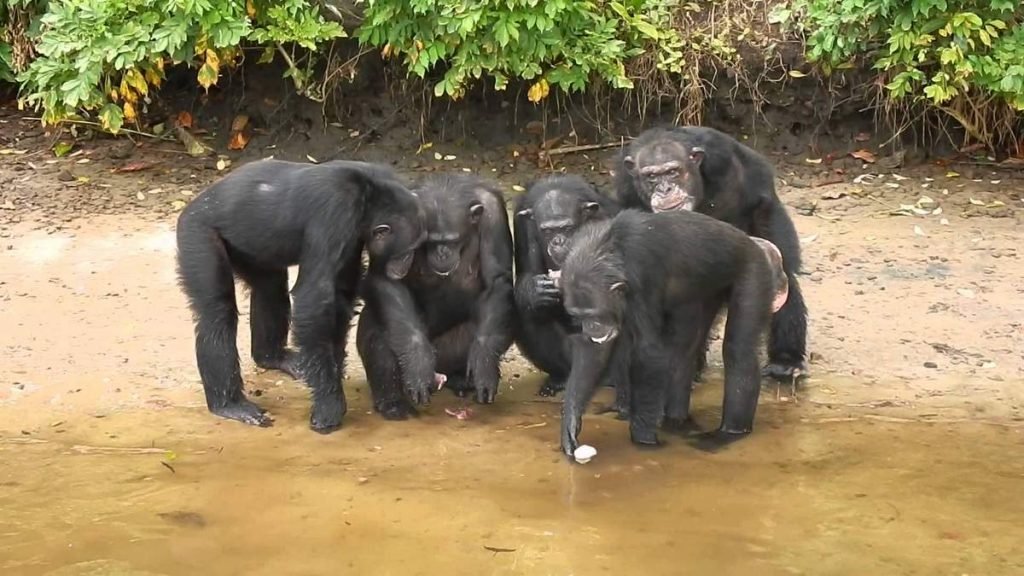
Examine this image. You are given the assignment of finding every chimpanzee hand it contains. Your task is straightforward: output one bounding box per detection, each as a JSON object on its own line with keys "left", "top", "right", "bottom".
{"left": 467, "top": 341, "right": 500, "bottom": 404}
{"left": 401, "top": 352, "right": 436, "bottom": 406}
{"left": 529, "top": 274, "right": 562, "bottom": 309}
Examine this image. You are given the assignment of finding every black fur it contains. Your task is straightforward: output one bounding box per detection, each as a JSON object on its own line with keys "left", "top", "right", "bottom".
{"left": 356, "top": 173, "right": 515, "bottom": 420}
{"left": 512, "top": 175, "right": 623, "bottom": 402}
{"left": 558, "top": 209, "right": 774, "bottom": 459}
{"left": 175, "top": 159, "right": 425, "bottom": 433}
{"left": 614, "top": 125, "right": 808, "bottom": 380}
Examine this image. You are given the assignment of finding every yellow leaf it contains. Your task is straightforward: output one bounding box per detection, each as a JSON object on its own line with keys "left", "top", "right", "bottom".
{"left": 788, "top": 69, "right": 808, "bottom": 78}
{"left": 246, "top": 0, "right": 256, "bottom": 18}
{"left": 123, "top": 101, "right": 137, "bottom": 122}
{"left": 197, "top": 62, "right": 219, "bottom": 91}
{"left": 527, "top": 79, "right": 550, "bottom": 103}
{"left": 145, "top": 66, "right": 163, "bottom": 89}
{"left": 382, "top": 44, "right": 393, "bottom": 59}
{"left": 125, "top": 68, "right": 148, "bottom": 97}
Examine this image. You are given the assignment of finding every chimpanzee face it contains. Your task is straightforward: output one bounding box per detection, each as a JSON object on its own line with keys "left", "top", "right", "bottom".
{"left": 367, "top": 188, "right": 428, "bottom": 280}
{"left": 420, "top": 190, "right": 485, "bottom": 277}
{"left": 623, "top": 139, "right": 705, "bottom": 213}
{"left": 516, "top": 189, "right": 602, "bottom": 270}
{"left": 562, "top": 266, "right": 628, "bottom": 345}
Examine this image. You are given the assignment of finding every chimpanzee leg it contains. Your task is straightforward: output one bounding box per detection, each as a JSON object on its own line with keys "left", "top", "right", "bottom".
{"left": 333, "top": 258, "right": 362, "bottom": 369}
{"left": 662, "top": 304, "right": 706, "bottom": 431}
{"left": 754, "top": 203, "right": 808, "bottom": 380}
{"left": 176, "top": 225, "right": 270, "bottom": 426}
{"left": 628, "top": 346, "right": 670, "bottom": 447}
{"left": 291, "top": 260, "right": 345, "bottom": 433}
{"left": 235, "top": 265, "right": 303, "bottom": 381}
{"left": 692, "top": 298, "right": 723, "bottom": 383}
{"left": 434, "top": 322, "right": 475, "bottom": 397}
{"left": 356, "top": 311, "right": 417, "bottom": 420}
{"left": 719, "top": 272, "right": 771, "bottom": 435}
{"left": 518, "top": 319, "right": 571, "bottom": 397}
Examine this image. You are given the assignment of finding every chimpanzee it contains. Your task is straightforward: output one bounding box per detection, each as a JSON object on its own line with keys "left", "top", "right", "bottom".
{"left": 356, "top": 173, "right": 515, "bottom": 419}
{"left": 175, "top": 159, "right": 426, "bottom": 433}
{"left": 512, "top": 175, "right": 622, "bottom": 400}
{"left": 557, "top": 209, "right": 777, "bottom": 459}
{"left": 613, "top": 125, "right": 808, "bottom": 381}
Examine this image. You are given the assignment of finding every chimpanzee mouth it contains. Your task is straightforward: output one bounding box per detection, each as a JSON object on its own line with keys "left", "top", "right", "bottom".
{"left": 652, "top": 195, "right": 694, "bottom": 212}
{"left": 386, "top": 252, "right": 415, "bottom": 280}
{"left": 433, "top": 263, "right": 459, "bottom": 278}
{"left": 590, "top": 328, "right": 618, "bottom": 344}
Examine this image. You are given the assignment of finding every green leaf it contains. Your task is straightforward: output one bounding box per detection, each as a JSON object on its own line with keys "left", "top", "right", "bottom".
{"left": 99, "top": 103, "right": 125, "bottom": 133}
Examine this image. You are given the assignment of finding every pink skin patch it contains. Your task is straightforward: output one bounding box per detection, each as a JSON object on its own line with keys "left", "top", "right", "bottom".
{"left": 750, "top": 237, "right": 789, "bottom": 313}
{"left": 434, "top": 372, "right": 447, "bottom": 390}
{"left": 445, "top": 407, "right": 473, "bottom": 420}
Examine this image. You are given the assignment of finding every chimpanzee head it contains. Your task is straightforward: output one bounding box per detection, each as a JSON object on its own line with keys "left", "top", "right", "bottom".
{"left": 622, "top": 132, "right": 705, "bottom": 212}
{"left": 560, "top": 221, "right": 628, "bottom": 345}
{"left": 414, "top": 175, "right": 492, "bottom": 277}
{"left": 366, "top": 183, "right": 428, "bottom": 280}
{"left": 516, "top": 176, "right": 614, "bottom": 270}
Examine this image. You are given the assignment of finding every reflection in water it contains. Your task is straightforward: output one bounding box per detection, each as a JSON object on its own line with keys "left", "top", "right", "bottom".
{"left": 1, "top": 381, "right": 1022, "bottom": 576}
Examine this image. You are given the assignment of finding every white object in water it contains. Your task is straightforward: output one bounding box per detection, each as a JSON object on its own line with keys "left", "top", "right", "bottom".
{"left": 573, "top": 444, "right": 597, "bottom": 464}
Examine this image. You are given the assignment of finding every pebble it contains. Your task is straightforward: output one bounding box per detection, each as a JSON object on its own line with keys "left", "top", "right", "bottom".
{"left": 923, "top": 361, "right": 938, "bottom": 369}
{"left": 810, "top": 272, "right": 823, "bottom": 282}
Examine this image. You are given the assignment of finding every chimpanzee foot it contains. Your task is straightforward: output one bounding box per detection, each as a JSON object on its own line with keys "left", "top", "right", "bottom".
{"left": 689, "top": 428, "right": 750, "bottom": 453}
{"left": 256, "top": 350, "right": 305, "bottom": 381}
{"left": 537, "top": 377, "right": 565, "bottom": 397}
{"left": 762, "top": 358, "right": 807, "bottom": 382}
{"left": 309, "top": 396, "right": 346, "bottom": 434}
{"left": 212, "top": 398, "right": 273, "bottom": 427}
{"left": 629, "top": 427, "right": 662, "bottom": 448}
{"left": 375, "top": 397, "right": 418, "bottom": 421}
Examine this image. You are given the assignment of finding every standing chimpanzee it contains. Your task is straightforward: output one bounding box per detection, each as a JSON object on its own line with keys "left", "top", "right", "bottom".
{"left": 356, "top": 173, "right": 515, "bottom": 419}
{"left": 557, "top": 209, "right": 779, "bottom": 459}
{"left": 613, "top": 126, "right": 808, "bottom": 381}
{"left": 512, "top": 175, "right": 622, "bottom": 400}
{"left": 175, "top": 159, "right": 426, "bottom": 433}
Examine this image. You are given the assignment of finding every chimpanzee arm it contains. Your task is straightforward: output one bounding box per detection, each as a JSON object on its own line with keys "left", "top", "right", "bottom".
{"left": 560, "top": 333, "right": 615, "bottom": 458}
{"left": 362, "top": 275, "right": 436, "bottom": 405}
{"left": 512, "top": 208, "right": 560, "bottom": 314}
{"left": 467, "top": 191, "right": 516, "bottom": 404}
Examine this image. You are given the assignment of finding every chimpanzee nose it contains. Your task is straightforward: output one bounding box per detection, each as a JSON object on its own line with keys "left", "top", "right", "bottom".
{"left": 551, "top": 236, "right": 565, "bottom": 247}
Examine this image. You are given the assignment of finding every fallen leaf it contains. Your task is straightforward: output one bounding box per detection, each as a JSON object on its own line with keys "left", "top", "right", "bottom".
{"left": 0, "top": 149, "right": 28, "bottom": 155}
{"left": 348, "top": 130, "right": 360, "bottom": 138}
{"left": 990, "top": 179, "right": 1001, "bottom": 185}
{"left": 115, "top": 161, "right": 153, "bottom": 173}
{"left": 932, "top": 206, "right": 943, "bottom": 215}
{"left": 852, "top": 174, "right": 877, "bottom": 185}
{"left": 443, "top": 154, "right": 456, "bottom": 161}
{"left": 820, "top": 189, "right": 847, "bottom": 200}
{"left": 180, "top": 190, "right": 194, "bottom": 197}
{"left": 230, "top": 114, "right": 249, "bottom": 132}
{"left": 305, "top": 154, "right": 318, "bottom": 164}
{"left": 805, "top": 157, "right": 822, "bottom": 164}
{"left": 76, "top": 158, "right": 91, "bottom": 164}
{"left": 891, "top": 173, "right": 909, "bottom": 181}
{"left": 918, "top": 195, "right": 935, "bottom": 205}
{"left": 913, "top": 225, "right": 926, "bottom": 236}
{"left": 511, "top": 185, "right": 525, "bottom": 192}
{"left": 136, "top": 192, "right": 146, "bottom": 200}
{"left": 171, "top": 200, "right": 187, "bottom": 210}
{"left": 433, "top": 152, "right": 443, "bottom": 160}
{"left": 216, "top": 158, "right": 228, "bottom": 171}
{"left": 968, "top": 197, "right": 985, "bottom": 206}
{"left": 176, "top": 111, "right": 193, "bottom": 128}
{"left": 940, "top": 218, "right": 949, "bottom": 225}
{"left": 850, "top": 149, "right": 877, "bottom": 163}
{"left": 145, "top": 188, "right": 163, "bottom": 195}
{"left": 417, "top": 141, "right": 433, "bottom": 154}
{"left": 956, "top": 288, "right": 975, "bottom": 299}
{"left": 52, "top": 141, "right": 74, "bottom": 157}
{"left": 227, "top": 131, "right": 249, "bottom": 150}
{"left": 800, "top": 234, "right": 819, "bottom": 244}
{"left": 988, "top": 200, "right": 1005, "bottom": 208}
{"left": 945, "top": 171, "right": 959, "bottom": 178}
{"left": 788, "top": 69, "right": 808, "bottom": 78}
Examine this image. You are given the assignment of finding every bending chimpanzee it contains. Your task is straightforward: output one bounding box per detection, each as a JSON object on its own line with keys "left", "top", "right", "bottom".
{"left": 557, "top": 209, "right": 778, "bottom": 459}
{"left": 175, "top": 159, "right": 426, "bottom": 433}
{"left": 613, "top": 126, "right": 808, "bottom": 381}
{"left": 356, "top": 173, "right": 515, "bottom": 419}
{"left": 512, "top": 175, "right": 622, "bottom": 400}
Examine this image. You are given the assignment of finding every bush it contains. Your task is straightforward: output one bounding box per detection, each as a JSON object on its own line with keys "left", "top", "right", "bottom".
{"left": 776, "top": 0, "right": 1024, "bottom": 146}
{"left": 355, "top": 0, "right": 683, "bottom": 103}
{"left": 15, "top": 0, "right": 344, "bottom": 132}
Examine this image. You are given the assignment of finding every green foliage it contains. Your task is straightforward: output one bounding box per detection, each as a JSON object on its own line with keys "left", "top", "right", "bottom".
{"left": 777, "top": 0, "right": 1024, "bottom": 111}
{"left": 355, "top": 0, "right": 684, "bottom": 101}
{"left": 16, "top": 0, "right": 344, "bottom": 131}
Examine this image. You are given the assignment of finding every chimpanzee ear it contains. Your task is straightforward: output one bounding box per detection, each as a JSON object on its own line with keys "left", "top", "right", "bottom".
{"left": 372, "top": 224, "right": 392, "bottom": 240}
{"left": 515, "top": 208, "right": 534, "bottom": 220}
{"left": 611, "top": 281, "right": 628, "bottom": 294}
{"left": 689, "top": 146, "right": 706, "bottom": 164}
{"left": 623, "top": 155, "right": 637, "bottom": 173}
{"left": 469, "top": 202, "right": 485, "bottom": 223}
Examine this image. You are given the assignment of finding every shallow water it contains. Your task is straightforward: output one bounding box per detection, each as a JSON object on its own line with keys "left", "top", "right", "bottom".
{"left": 2, "top": 380, "right": 1022, "bottom": 576}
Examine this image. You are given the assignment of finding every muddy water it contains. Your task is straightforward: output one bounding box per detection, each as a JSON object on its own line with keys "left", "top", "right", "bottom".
{"left": 1, "top": 217, "right": 1023, "bottom": 575}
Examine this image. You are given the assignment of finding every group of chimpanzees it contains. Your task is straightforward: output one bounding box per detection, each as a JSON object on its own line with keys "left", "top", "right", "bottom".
{"left": 175, "top": 125, "right": 807, "bottom": 461}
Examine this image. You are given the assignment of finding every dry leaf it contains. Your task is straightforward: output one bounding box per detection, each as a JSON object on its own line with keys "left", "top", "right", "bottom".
{"left": 932, "top": 206, "right": 943, "bottom": 215}
{"left": 76, "top": 158, "right": 91, "bottom": 164}
{"left": 913, "top": 225, "right": 926, "bottom": 236}
{"left": 940, "top": 218, "right": 950, "bottom": 225}
{"left": 945, "top": 171, "right": 959, "bottom": 178}
{"left": 305, "top": 154, "right": 318, "bottom": 164}
{"left": 804, "top": 157, "right": 823, "bottom": 164}
{"left": 180, "top": 190, "right": 194, "bottom": 196}
{"left": 171, "top": 200, "right": 187, "bottom": 210}
{"left": 230, "top": 114, "right": 249, "bottom": 132}
{"left": 115, "top": 161, "right": 153, "bottom": 173}
{"left": 176, "top": 111, "right": 193, "bottom": 128}
{"left": 988, "top": 200, "right": 1005, "bottom": 207}
{"left": 852, "top": 174, "right": 877, "bottom": 185}
{"left": 348, "top": 130, "right": 360, "bottom": 138}
{"left": 511, "top": 185, "right": 525, "bottom": 192}
{"left": 850, "top": 149, "right": 877, "bottom": 163}
{"left": 0, "top": 149, "right": 28, "bottom": 155}
{"left": 136, "top": 192, "right": 146, "bottom": 200}
{"left": 788, "top": 69, "right": 807, "bottom": 78}
{"left": 216, "top": 158, "right": 228, "bottom": 171}
{"left": 820, "top": 189, "right": 848, "bottom": 200}
{"left": 956, "top": 288, "right": 975, "bottom": 299}
{"left": 433, "top": 152, "right": 443, "bottom": 160}
{"left": 227, "top": 131, "right": 249, "bottom": 150}
{"left": 968, "top": 197, "right": 985, "bottom": 206}
{"left": 417, "top": 141, "right": 433, "bottom": 154}
{"left": 891, "top": 173, "right": 909, "bottom": 181}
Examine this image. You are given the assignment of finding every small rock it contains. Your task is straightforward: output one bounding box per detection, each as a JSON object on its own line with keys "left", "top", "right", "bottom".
{"left": 810, "top": 272, "right": 823, "bottom": 283}
{"left": 923, "top": 361, "right": 938, "bottom": 369}
{"left": 57, "top": 170, "right": 74, "bottom": 182}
